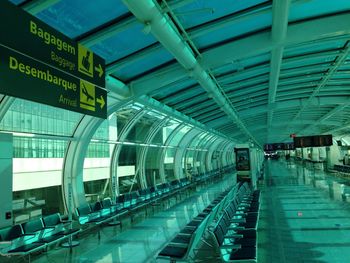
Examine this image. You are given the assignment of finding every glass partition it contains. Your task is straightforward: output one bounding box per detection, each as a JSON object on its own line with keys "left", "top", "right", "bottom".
{"left": 164, "top": 125, "right": 191, "bottom": 181}
{"left": 118, "top": 145, "right": 138, "bottom": 194}
{"left": 83, "top": 114, "right": 117, "bottom": 201}
{"left": 145, "top": 119, "right": 180, "bottom": 185}
{"left": 184, "top": 131, "right": 207, "bottom": 177}
{"left": 0, "top": 97, "right": 79, "bottom": 223}
{"left": 195, "top": 133, "right": 214, "bottom": 174}
{"left": 0, "top": 98, "right": 82, "bottom": 136}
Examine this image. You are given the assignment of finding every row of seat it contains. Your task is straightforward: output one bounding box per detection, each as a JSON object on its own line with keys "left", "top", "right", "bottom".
{"left": 0, "top": 166, "right": 233, "bottom": 262}
{"left": 75, "top": 177, "right": 194, "bottom": 237}
{"left": 210, "top": 182, "right": 261, "bottom": 262}
{"left": 333, "top": 164, "right": 350, "bottom": 175}
{"left": 74, "top": 169, "right": 230, "bottom": 238}
{"left": 157, "top": 181, "right": 241, "bottom": 262}
{"left": 0, "top": 213, "right": 80, "bottom": 262}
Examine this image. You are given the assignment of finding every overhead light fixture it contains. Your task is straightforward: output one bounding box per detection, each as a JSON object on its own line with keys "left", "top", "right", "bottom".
{"left": 142, "top": 22, "right": 152, "bottom": 34}
{"left": 12, "top": 132, "right": 35, "bottom": 138}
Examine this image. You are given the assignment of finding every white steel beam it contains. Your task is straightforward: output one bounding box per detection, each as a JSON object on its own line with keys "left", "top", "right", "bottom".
{"left": 122, "top": 0, "right": 261, "bottom": 147}
{"left": 200, "top": 13, "right": 350, "bottom": 70}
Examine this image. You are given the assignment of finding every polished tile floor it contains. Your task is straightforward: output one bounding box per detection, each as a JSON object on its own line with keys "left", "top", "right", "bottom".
{"left": 258, "top": 159, "right": 350, "bottom": 263}
{"left": 26, "top": 175, "right": 236, "bottom": 263}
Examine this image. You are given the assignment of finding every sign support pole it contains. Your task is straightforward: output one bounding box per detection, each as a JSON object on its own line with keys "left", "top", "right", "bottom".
{"left": 61, "top": 180, "right": 80, "bottom": 249}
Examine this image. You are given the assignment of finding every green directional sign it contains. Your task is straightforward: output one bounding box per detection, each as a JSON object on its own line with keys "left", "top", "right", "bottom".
{"left": 0, "top": 0, "right": 105, "bottom": 88}
{"left": 0, "top": 44, "right": 107, "bottom": 118}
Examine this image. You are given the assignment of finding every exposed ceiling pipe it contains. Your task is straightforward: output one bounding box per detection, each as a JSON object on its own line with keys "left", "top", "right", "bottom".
{"left": 122, "top": 0, "right": 261, "bottom": 147}
{"left": 106, "top": 75, "right": 132, "bottom": 99}
{"left": 267, "top": 0, "right": 290, "bottom": 142}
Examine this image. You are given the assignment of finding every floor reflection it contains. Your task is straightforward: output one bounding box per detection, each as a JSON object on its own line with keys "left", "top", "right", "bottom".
{"left": 283, "top": 159, "right": 350, "bottom": 203}
{"left": 259, "top": 159, "right": 350, "bottom": 263}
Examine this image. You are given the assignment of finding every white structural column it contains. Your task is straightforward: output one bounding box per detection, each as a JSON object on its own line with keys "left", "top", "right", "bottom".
{"left": 267, "top": 0, "right": 290, "bottom": 141}
{"left": 205, "top": 138, "right": 222, "bottom": 171}
{"left": 138, "top": 117, "right": 169, "bottom": 188}
{"left": 158, "top": 123, "right": 185, "bottom": 182}
{"left": 196, "top": 133, "right": 214, "bottom": 174}
{"left": 191, "top": 133, "right": 210, "bottom": 175}
{"left": 183, "top": 131, "right": 205, "bottom": 175}
{"left": 174, "top": 128, "right": 201, "bottom": 179}
{"left": 216, "top": 140, "right": 230, "bottom": 170}
{"left": 122, "top": 0, "right": 260, "bottom": 147}
{"left": 226, "top": 144, "right": 236, "bottom": 167}
{"left": 201, "top": 135, "right": 217, "bottom": 172}
{"left": 110, "top": 108, "right": 148, "bottom": 195}
{"left": 62, "top": 100, "right": 129, "bottom": 209}
{"left": 63, "top": 115, "right": 102, "bottom": 209}
{"left": 220, "top": 142, "right": 232, "bottom": 168}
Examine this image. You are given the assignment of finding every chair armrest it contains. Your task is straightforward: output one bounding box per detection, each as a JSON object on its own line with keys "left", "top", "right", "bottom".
{"left": 225, "top": 234, "right": 244, "bottom": 239}
{"left": 208, "top": 226, "right": 215, "bottom": 232}
{"left": 42, "top": 227, "right": 57, "bottom": 237}
{"left": 0, "top": 241, "right": 12, "bottom": 245}
{"left": 167, "top": 243, "right": 188, "bottom": 248}
{"left": 228, "top": 226, "right": 245, "bottom": 230}
{"left": 44, "top": 226, "right": 56, "bottom": 229}
{"left": 21, "top": 233, "right": 38, "bottom": 242}
{"left": 183, "top": 225, "right": 196, "bottom": 229}
{"left": 22, "top": 233, "right": 37, "bottom": 237}
{"left": 177, "top": 233, "right": 191, "bottom": 237}
{"left": 220, "top": 244, "right": 242, "bottom": 249}
{"left": 230, "top": 218, "right": 246, "bottom": 223}
{"left": 234, "top": 212, "right": 247, "bottom": 217}
{"left": 232, "top": 214, "right": 245, "bottom": 219}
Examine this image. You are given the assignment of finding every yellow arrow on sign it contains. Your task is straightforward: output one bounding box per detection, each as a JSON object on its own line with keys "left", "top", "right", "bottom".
{"left": 94, "top": 64, "right": 104, "bottom": 78}
{"left": 96, "top": 95, "right": 105, "bottom": 109}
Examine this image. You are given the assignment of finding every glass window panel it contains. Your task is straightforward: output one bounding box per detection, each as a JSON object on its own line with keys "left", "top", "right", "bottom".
{"left": 175, "top": 0, "right": 269, "bottom": 29}
{"left": 184, "top": 150, "right": 196, "bottom": 177}
{"left": 162, "top": 125, "right": 192, "bottom": 180}
{"left": 145, "top": 147, "right": 162, "bottom": 186}
{"left": 83, "top": 140, "right": 111, "bottom": 202}
{"left": 168, "top": 125, "right": 191, "bottom": 146}
{"left": 35, "top": 0, "right": 129, "bottom": 38}
{"left": 83, "top": 114, "right": 116, "bottom": 201}
{"left": 124, "top": 109, "right": 166, "bottom": 143}
{"left": 164, "top": 148, "right": 176, "bottom": 181}
{"left": 12, "top": 137, "right": 67, "bottom": 222}
{"left": 161, "top": 120, "right": 181, "bottom": 144}
{"left": 118, "top": 145, "right": 139, "bottom": 194}
{"left": 91, "top": 24, "right": 157, "bottom": 64}
{"left": 0, "top": 98, "right": 82, "bottom": 136}
{"left": 116, "top": 103, "right": 143, "bottom": 136}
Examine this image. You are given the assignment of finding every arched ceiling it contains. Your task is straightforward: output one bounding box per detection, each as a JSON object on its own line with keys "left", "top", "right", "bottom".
{"left": 11, "top": 0, "right": 350, "bottom": 146}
